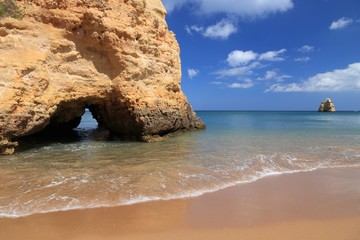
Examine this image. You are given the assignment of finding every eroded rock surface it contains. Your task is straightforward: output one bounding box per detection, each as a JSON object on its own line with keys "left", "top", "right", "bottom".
{"left": 0, "top": 0, "right": 205, "bottom": 154}
{"left": 318, "top": 98, "right": 336, "bottom": 112}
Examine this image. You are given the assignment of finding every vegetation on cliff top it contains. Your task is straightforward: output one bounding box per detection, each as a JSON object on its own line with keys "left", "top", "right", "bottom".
{"left": 0, "top": 0, "right": 23, "bottom": 19}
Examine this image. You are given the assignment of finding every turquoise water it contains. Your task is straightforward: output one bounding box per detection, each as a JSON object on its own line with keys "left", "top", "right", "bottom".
{"left": 0, "top": 111, "right": 359, "bottom": 218}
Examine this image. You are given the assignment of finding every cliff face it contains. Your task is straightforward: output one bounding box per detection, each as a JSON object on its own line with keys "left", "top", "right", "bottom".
{"left": 318, "top": 98, "right": 336, "bottom": 112}
{"left": 0, "top": 0, "right": 205, "bottom": 154}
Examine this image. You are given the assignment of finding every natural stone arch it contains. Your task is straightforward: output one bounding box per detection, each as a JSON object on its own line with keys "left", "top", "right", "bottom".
{"left": 42, "top": 97, "right": 106, "bottom": 133}
{"left": 0, "top": 0, "right": 205, "bottom": 154}
{"left": 30, "top": 94, "right": 143, "bottom": 140}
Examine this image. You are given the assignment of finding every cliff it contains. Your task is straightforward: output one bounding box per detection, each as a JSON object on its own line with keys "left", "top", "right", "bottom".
{"left": 318, "top": 98, "right": 336, "bottom": 112}
{"left": 0, "top": 0, "right": 205, "bottom": 154}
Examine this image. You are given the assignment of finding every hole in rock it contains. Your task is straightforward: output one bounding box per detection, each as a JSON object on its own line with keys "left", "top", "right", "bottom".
{"left": 77, "top": 108, "right": 98, "bottom": 129}
{"left": 17, "top": 106, "right": 112, "bottom": 152}
{"left": 74, "top": 108, "right": 111, "bottom": 141}
{"left": 42, "top": 106, "right": 112, "bottom": 141}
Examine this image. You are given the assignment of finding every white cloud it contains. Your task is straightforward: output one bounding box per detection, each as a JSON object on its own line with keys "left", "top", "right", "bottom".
{"left": 294, "top": 46, "right": 313, "bottom": 62}
{"left": 259, "top": 49, "right": 287, "bottom": 61}
{"left": 275, "top": 74, "right": 292, "bottom": 82}
{"left": 226, "top": 50, "right": 258, "bottom": 67}
{"left": 329, "top": 17, "right": 354, "bottom": 30}
{"left": 266, "top": 62, "right": 360, "bottom": 92}
{"left": 228, "top": 82, "right": 254, "bottom": 89}
{"left": 188, "top": 68, "right": 199, "bottom": 79}
{"left": 170, "top": 0, "right": 294, "bottom": 40}
{"left": 258, "top": 70, "right": 291, "bottom": 82}
{"left": 163, "top": 0, "right": 294, "bottom": 18}
{"left": 215, "top": 62, "right": 261, "bottom": 78}
{"left": 186, "top": 19, "right": 237, "bottom": 39}
{"left": 185, "top": 25, "right": 203, "bottom": 35}
{"left": 198, "top": 0, "right": 294, "bottom": 17}
{"left": 298, "top": 45, "right": 314, "bottom": 53}
{"left": 215, "top": 48, "right": 287, "bottom": 79}
{"left": 224, "top": 48, "right": 287, "bottom": 68}
{"left": 264, "top": 70, "right": 277, "bottom": 80}
{"left": 294, "top": 57, "right": 310, "bottom": 62}
{"left": 203, "top": 19, "right": 238, "bottom": 39}
{"left": 162, "top": 0, "right": 188, "bottom": 13}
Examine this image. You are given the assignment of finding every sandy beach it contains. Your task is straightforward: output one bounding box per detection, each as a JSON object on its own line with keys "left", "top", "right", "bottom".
{"left": 0, "top": 167, "right": 359, "bottom": 240}
{"left": 1, "top": 0, "right": 359, "bottom": 239}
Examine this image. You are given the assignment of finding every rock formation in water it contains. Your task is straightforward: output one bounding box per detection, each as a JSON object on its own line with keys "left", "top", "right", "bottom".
{"left": 318, "top": 98, "right": 336, "bottom": 112}
{"left": 0, "top": 0, "right": 205, "bottom": 154}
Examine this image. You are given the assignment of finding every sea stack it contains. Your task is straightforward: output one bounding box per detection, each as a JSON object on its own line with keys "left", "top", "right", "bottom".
{"left": 318, "top": 98, "right": 336, "bottom": 112}
{"left": 0, "top": 0, "right": 205, "bottom": 154}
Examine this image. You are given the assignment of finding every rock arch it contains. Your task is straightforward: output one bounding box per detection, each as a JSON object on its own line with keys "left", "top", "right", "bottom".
{"left": 30, "top": 95, "right": 143, "bottom": 141}
{"left": 0, "top": 0, "right": 205, "bottom": 154}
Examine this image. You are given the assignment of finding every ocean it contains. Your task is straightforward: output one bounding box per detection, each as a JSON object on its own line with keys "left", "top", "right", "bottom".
{"left": 1, "top": 111, "right": 359, "bottom": 218}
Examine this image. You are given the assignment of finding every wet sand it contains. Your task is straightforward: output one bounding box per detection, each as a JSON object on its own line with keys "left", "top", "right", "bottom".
{"left": 1, "top": 167, "right": 359, "bottom": 240}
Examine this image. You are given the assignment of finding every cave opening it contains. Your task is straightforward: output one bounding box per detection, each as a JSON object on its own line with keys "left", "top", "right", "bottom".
{"left": 77, "top": 108, "right": 99, "bottom": 130}
{"left": 74, "top": 107, "right": 111, "bottom": 141}
{"left": 13, "top": 94, "right": 147, "bottom": 154}
{"left": 41, "top": 104, "right": 112, "bottom": 142}
{"left": 17, "top": 103, "right": 113, "bottom": 152}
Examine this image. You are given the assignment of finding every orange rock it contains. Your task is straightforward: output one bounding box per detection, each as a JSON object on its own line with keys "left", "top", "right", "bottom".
{"left": 318, "top": 98, "right": 336, "bottom": 112}
{"left": 0, "top": 0, "right": 205, "bottom": 154}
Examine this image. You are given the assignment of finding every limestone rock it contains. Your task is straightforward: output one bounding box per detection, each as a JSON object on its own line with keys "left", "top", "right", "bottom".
{"left": 318, "top": 98, "right": 336, "bottom": 112}
{"left": 0, "top": 0, "right": 205, "bottom": 154}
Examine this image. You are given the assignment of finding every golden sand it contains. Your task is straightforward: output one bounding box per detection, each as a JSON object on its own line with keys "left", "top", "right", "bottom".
{"left": 1, "top": 168, "right": 359, "bottom": 240}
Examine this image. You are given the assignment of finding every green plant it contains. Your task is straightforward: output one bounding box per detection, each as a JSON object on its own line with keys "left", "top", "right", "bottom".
{"left": 0, "top": 0, "right": 23, "bottom": 19}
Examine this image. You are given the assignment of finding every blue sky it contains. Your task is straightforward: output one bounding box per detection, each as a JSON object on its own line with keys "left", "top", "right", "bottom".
{"left": 162, "top": 0, "right": 360, "bottom": 110}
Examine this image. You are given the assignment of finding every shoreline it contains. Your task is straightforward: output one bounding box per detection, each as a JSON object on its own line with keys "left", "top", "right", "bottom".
{"left": 1, "top": 167, "right": 359, "bottom": 239}
{"left": 0, "top": 166, "right": 354, "bottom": 219}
